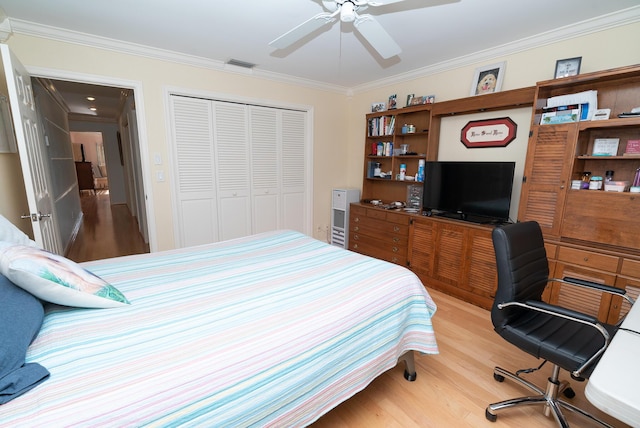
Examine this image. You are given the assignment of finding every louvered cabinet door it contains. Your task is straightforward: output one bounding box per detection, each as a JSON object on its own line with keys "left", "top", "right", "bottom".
{"left": 213, "top": 102, "right": 251, "bottom": 241}
{"left": 518, "top": 124, "right": 577, "bottom": 237}
{"left": 463, "top": 230, "right": 498, "bottom": 302}
{"left": 170, "top": 95, "right": 218, "bottom": 247}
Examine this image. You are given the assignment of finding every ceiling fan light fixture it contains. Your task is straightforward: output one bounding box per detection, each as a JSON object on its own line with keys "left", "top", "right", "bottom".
{"left": 340, "top": 2, "right": 356, "bottom": 22}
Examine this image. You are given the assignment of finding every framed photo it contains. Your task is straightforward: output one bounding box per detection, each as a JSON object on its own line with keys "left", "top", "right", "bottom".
{"left": 470, "top": 62, "right": 505, "bottom": 96}
{"left": 425, "top": 95, "right": 435, "bottom": 104}
{"left": 405, "top": 94, "right": 414, "bottom": 107}
{"left": 371, "top": 102, "right": 386, "bottom": 112}
{"left": 387, "top": 94, "right": 397, "bottom": 110}
{"left": 554, "top": 57, "right": 581, "bottom": 78}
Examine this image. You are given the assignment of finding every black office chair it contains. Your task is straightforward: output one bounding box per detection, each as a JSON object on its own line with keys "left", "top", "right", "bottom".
{"left": 485, "top": 221, "right": 634, "bottom": 428}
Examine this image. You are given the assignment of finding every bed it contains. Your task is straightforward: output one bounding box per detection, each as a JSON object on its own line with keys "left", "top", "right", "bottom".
{"left": 0, "top": 229, "right": 438, "bottom": 427}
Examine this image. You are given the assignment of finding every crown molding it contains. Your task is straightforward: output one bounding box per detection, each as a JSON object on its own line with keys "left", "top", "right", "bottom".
{"left": 9, "top": 18, "right": 351, "bottom": 96}
{"left": 9, "top": 5, "right": 640, "bottom": 96}
{"left": 351, "top": 5, "right": 640, "bottom": 94}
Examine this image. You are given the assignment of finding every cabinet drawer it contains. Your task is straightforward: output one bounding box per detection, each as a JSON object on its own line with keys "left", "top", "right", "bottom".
{"left": 351, "top": 216, "right": 408, "bottom": 237}
{"left": 349, "top": 234, "right": 407, "bottom": 265}
{"left": 556, "top": 246, "right": 619, "bottom": 272}
{"left": 351, "top": 231, "right": 407, "bottom": 248}
{"left": 364, "top": 207, "right": 410, "bottom": 225}
{"left": 621, "top": 258, "right": 640, "bottom": 278}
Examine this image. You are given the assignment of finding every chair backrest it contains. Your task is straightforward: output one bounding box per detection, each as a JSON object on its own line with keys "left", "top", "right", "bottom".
{"left": 491, "top": 221, "right": 549, "bottom": 331}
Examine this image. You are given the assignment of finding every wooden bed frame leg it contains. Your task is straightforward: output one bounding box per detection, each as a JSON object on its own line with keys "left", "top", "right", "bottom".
{"left": 400, "top": 351, "right": 417, "bottom": 381}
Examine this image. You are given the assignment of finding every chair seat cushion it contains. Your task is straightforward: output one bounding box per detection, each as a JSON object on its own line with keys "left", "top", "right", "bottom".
{"left": 498, "top": 311, "right": 615, "bottom": 377}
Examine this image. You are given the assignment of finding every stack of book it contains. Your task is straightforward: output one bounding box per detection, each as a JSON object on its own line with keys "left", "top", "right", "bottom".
{"left": 540, "top": 90, "right": 598, "bottom": 125}
{"left": 368, "top": 115, "right": 395, "bottom": 136}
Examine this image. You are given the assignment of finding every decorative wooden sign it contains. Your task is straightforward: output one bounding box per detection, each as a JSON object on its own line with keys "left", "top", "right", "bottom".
{"left": 460, "top": 117, "right": 517, "bottom": 148}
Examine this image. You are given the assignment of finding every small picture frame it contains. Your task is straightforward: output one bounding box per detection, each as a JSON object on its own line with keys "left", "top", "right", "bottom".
{"left": 592, "top": 138, "right": 619, "bottom": 156}
{"left": 470, "top": 62, "right": 505, "bottom": 96}
{"left": 425, "top": 95, "right": 435, "bottom": 104}
{"left": 554, "top": 57, "right": 581, "bottom": 79}
{"left": 406, "top": 94, "right": 414, "bottom": 107}
{"left": 387, "top": 94, "right": 397, "bottom": 110}
{"left": 371, "top": 102, "right": 386, "bottom": 113}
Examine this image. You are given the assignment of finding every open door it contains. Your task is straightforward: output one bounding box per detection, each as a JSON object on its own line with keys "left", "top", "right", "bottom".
{"left": 0, "top": 44, "right": 60, "bottom": 253}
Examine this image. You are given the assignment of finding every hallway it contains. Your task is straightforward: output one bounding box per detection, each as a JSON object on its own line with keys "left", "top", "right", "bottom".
{"left": 66, "top": 191, "right": 149, "bottom": 263}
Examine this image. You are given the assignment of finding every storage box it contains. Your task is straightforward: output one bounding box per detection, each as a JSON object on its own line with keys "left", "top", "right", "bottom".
{"left": 604, "top": 181, "right": 629, "bottom": 192}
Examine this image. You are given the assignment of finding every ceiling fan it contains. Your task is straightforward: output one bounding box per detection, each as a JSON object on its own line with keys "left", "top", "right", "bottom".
{"left": 269, "top": 0, "right": 410, "bottom": 59}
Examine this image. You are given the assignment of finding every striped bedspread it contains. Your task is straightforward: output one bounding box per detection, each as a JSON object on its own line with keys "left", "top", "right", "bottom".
{"left": 1, "top": 230, "right": 438, "bottom": 427}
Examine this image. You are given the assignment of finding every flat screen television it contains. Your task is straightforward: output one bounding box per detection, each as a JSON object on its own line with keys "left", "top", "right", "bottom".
{"left": 422, "top": 161, "right": 515, "bottom": 224}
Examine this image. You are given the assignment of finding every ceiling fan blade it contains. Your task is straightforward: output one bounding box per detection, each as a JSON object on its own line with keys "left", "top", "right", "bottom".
{"left": 364, "top": 0, "right": 407, "bottom": 6}
{"left": 269, "top": 12, "right": 337, "bottom": 50}
{"left": 354, "top": 14, "right": 401, "bottom": 59}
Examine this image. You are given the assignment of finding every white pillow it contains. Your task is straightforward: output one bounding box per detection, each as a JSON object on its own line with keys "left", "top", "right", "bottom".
{"left": 0, "top": 215, "right": 38, "bottom": 247}
{"left": 0, "top": 243, "right": 129, "bottom": 309}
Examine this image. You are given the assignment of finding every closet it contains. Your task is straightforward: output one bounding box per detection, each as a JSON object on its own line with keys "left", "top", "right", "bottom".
{"left": 169, "top": 95, "right": 310, "bottom": 247}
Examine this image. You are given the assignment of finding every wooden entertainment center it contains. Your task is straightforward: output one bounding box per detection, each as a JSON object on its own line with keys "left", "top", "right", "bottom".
{"left": 350, "top": 64, "right": 640, "bottom": 322}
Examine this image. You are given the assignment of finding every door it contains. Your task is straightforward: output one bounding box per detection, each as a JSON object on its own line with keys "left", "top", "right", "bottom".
{"left": 0, "top": 44, "right": 59, "bottom": 252}
{"left": 517, "top": 124, "right": 576, "bottom": 238}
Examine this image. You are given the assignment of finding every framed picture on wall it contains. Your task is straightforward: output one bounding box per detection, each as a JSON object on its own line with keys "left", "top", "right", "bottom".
{"left": 554, "top": 57, "right": 582, "bottom": 78}
{"left": 470, "top": 62, "right": 505, "bottom": 96}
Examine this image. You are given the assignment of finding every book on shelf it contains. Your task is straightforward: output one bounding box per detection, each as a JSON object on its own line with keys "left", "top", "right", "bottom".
{"left": 624, "top": 139, "right": 640, "bottom": 156}
{"left": 546, "top": 90, "right": 598, "bottom": 121}
{"left": 367, "top": 115, "right": 396, "bottom": 136}
{"left": 540, "top": 104, "right": 582, "bottom": 124}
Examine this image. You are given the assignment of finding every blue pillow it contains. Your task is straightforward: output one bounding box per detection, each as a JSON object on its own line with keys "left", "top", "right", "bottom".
{"left": 0, "top": 273, "right": 50, "bottom": 404}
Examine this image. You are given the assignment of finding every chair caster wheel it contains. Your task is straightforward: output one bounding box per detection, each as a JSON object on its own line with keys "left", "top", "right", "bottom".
{"left": 493, "top": 373, "right": 505, "bottom": 382}
{"left": 563, "top": 387, "right": 576, "bottom": 399}
{"left": 404, "top": 370, "right": 417, "bottom": 381}
{"left": 485, "top": 408, "right": 497, "bottom": 422}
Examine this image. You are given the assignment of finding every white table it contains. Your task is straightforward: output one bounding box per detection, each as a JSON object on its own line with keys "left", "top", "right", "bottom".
{"left": 586, "top": 301, "right": 640, "bottom": 427}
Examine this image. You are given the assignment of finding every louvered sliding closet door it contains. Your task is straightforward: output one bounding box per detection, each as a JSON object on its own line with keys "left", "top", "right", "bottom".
{"left": 169, "top": 96, "right": 218, "bottom": 247}
{"left": 213, "top": 102, "right": 251, "bottom": 241}
{"left": 250, "top": 106, "right": 280, "bottom": 233}
{"left": 281, "top": 110, "right": 306, "bottom": 232}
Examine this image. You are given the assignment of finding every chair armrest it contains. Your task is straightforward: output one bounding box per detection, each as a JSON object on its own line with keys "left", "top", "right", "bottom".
{"left": 550, "top": 276, "right": 635, "bottom": 306}
{"left": 524, "top": 300, "right": 598, "bottom": 324}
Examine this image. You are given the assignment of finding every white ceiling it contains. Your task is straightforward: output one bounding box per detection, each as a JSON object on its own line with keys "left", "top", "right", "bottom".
{"left": 2, "top": 0, "right": 639, "bottom": 118}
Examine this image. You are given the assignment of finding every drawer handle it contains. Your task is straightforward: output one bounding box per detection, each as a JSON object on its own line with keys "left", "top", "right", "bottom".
{"left": 392, "top": 246, "right": 398, "bottom": 253}
{"left": 392, "top": 257, "right": 398, "bottom": 263}
{"left": 393, "top": 237, "right": 400, "bottom": 243}
{"left": 393, "top": 226, "right": 400, "bottom": 232}
{"left": 584, "top": 257, "right": 589, "bottom": 262}
{"left": 354, "top": 217, "right": 360, "bottom": 223}
{"left": 353, "top": 226, "right": 359, "bottom": 232}
{"left": 353, "top": 243, "right": 358, "bottom": 249}
{"left": 353, "top": 234, "right": 359, "bottom": 241}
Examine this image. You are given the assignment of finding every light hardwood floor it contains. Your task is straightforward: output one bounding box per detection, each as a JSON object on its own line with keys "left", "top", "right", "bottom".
{"left": 312, "top": 288, "right": 628, "bottom": 428}
{"left": 66, "top": 191, "right": 149, "bottom": 263}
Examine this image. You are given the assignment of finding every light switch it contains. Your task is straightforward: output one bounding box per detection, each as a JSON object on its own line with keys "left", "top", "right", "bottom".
{"left": 156, "top": 171, "right": 165, "bottom": 182}
{"left": 154, "top": 153, "right": 162, "bottom": 165}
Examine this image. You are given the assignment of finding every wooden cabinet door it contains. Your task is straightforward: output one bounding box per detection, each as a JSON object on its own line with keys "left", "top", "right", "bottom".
{"left": 463, "top": 230, "right": 497, "bottom": 300}
{"left": 408, "top": 217, "right": 435, "bottom": 278}
{"left": 518, "top": 124, "right": 576, "bottom": 237}
{"left": 611, "top": 275, "right": 640, "bottom": 324}
{"left": 550, "top": 262, "right": 616, "bottom": 323}
{"left": 432, "top": 222, "right": 466, "bottom": 287}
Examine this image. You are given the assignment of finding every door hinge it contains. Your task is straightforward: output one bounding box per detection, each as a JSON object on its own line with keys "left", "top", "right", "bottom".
{"left": 522, "top": 176, "right": 527, "bottom": 183}
{"left": 529, "top": 130, "right": 533, "bottom": 138}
